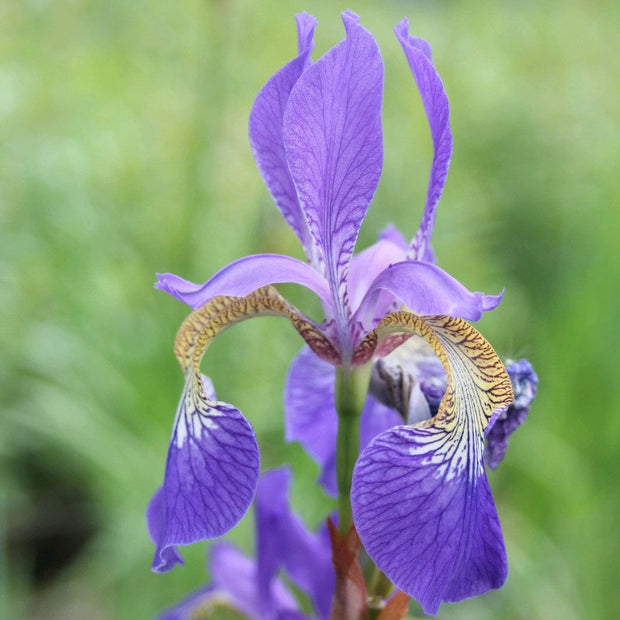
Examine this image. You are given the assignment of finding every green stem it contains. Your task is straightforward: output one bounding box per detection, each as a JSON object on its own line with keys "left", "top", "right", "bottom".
{"left": 335, "top": 364, "right": 370, "bottom": 536}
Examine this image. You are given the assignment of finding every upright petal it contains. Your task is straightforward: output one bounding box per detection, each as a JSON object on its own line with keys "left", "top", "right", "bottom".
{"left": 249, "top": 13, "right": 318, "bottom": 261}
{"left": 347, "top": 237, "right": 408, "bottom": 312}
{"left": 284, "top": 11, "right": 383, "bottom": 344}
{"left": 395, "top": 19, "right": 452, "bottom": 260}
{"left": 352, "top": 313, "right": 513, "bottom": 614}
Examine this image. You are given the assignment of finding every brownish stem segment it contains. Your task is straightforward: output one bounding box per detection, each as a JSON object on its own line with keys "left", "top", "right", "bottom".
{"left": 328, "top": 519, "right": 368, "bottom": 620}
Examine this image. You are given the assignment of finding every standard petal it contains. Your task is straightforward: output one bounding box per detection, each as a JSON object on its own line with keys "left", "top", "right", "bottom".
{"left": 156, "top": 254, "right": 332, "bottom": 311}
{"left": 284, "top": 11, "right": 383, "bottom": 336}
{"left": 351, "top": 313, "right": 513, "bottom": 614}
{"left": 148, "top": 377, "right": 260, "bottom": 573}
{"left": 353, "top": 261, "right": 502, "bottom": 333}
{"left": 347, "top": 237, "right": 408, "bottom": 313}
{"left": 395, "top": 19, "right": 452, "bottom": 260}
{"left": 256, "top": 468, "right": 334, "bottom": 619}
{"left": 249, "top": 13, "right": 318, "bottom": 260}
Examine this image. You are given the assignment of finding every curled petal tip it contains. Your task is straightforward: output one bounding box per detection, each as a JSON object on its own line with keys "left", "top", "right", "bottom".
{"left": 481, "top": 289, "right": 505, "bottom": 312}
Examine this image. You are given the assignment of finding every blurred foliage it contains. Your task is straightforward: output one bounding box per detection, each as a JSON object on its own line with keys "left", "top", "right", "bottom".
{"left": 1, "top": 0, "right": 618, "bottom": 618}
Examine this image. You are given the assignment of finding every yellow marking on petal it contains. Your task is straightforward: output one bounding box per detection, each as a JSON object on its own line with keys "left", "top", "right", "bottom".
{"left": 174, "top": 286, "right": 340, "bottom": 380}
{"left": 373, "top": 313, "right": 513, "bottom": 434}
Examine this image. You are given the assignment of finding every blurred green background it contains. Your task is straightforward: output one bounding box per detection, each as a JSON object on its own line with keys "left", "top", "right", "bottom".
{"left": 1, "top": 0, "right": 618, "bottom": 618}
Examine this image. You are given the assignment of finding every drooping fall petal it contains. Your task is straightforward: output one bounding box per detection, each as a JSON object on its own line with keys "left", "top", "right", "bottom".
{"left": 351, "top": 313, "right": 513, "bottom": 615}
{"left": 148, "top": 287, "right": 344, "bottom": 571}
{"left": 147, "top": 374, "right": 260, "bottom": 573}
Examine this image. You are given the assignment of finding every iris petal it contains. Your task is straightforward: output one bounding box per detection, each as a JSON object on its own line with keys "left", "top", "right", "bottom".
{"left": 156, "top": 253, "right": 332, "bottom": 311}
{"left": 351, "top": 313, "right": 513, "bottom": 614}
{"left": 395, "top": 19, "right": 452, "bottom": 261}
{"left": 285, "top": 346, "right": 400, "bottom": 497}
{"left": 256, "top": 468, "right": 334, "bottom": 618}
{"left": 149, "top": 287, "right": 343, "bottom": 571}
{"left": 284, "top": 11, "right": 383, "bottom": 343}
{"left": 284, "top": 346, "right": 338, "bottom": 495}
{"left": 148, "top": 375, "right": 260, "bottom": 573}
{"left": 353, "top": 260, "right": 502, "bottom": 333}
{"left": 249, "top": 13, "right": 318, "bottom": 261}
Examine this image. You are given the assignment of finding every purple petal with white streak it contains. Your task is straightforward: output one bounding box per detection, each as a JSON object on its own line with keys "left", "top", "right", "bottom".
{"left": 249, "top": 13, "right": 318, "bottom": 261}
{"left": 395, "top": 19, "right": 452, "bottom": 260}
{"left": 352, "top": 314, "right": 513, "bottom": 614}
{"left": 351, "top": 426, "right": 507, "bottom": 615}
{"left": 284, "top": 11, "right": 383, "bottom": 325}
{"left": 148, "top": 379, "right": 259, "bottom": 572}
{"left": 156, "top": 253, "right": 331, "bottom": 310}
{"left": 353, "top": 261, "right": 502, "bottom": 330}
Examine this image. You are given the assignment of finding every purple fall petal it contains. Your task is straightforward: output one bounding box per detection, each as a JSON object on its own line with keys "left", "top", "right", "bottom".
{"left": 395, "top": 19, "right": 452, "bottom": 260}
{"left": 359, "top": 397, "right": 403, "bottom": 452}
{"left": 210, "top": 543, "right": 301, "bottom": 619}
{"left": 148, "top": 379, "right": 260, "bottom": 572}
{"left": 352, "top": 314, "right": 513, "bottom": 614}
{"left": 156, "top": 253, "right": 332, "bottom": 310}
{"left": 351, "top": 426, "right": 507, "bottom": 616}
{"left": 249, "top": 13, "right": 318, "bottom": 260}
{"left": 353, "top": 261, "right": 502, "bottom": 330}
{"left": 146, "top": 488, "right": 184, "bottom": 572}
{"left": 284, "top": 10, "right": 383, "bottom": 337}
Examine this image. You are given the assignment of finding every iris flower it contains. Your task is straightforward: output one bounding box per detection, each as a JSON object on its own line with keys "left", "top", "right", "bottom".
{"left": 286, "top": 341, "right": 536, "bottom": 493}
{"left": 148, "top": 10, "right": 515, "bottom": 615}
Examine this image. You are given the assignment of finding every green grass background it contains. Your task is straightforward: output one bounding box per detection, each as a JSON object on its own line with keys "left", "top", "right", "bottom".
{"left": 1, "top": 0, "right": 618, "bottom": 618}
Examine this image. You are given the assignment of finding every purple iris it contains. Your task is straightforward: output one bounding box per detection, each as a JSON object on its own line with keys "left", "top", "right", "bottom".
{"left": 287, "top": 339, "right": 536, "bottom": 492}
{"left": 157, "top": 468, "right": 333, "bottom": 620}
{"left": 149, "top": 10, "right": 519, "bottom": 615}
